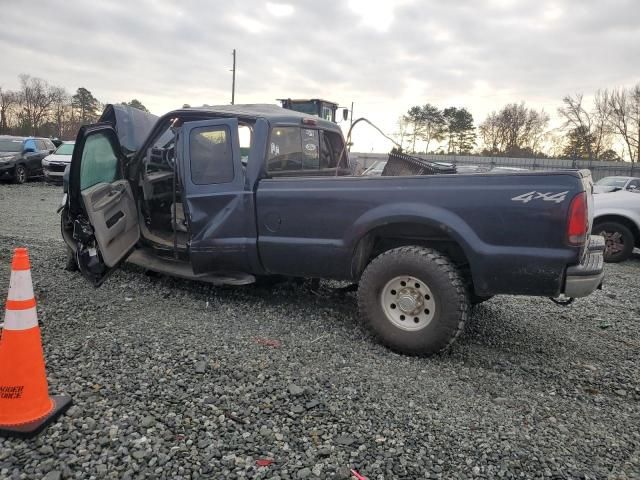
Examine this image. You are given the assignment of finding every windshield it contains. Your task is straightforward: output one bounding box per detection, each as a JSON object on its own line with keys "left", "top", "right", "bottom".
{"left": 55, "top": 143, "right": 75, "bottom": 155}
{"left": 596, "top": 177, "right": 628, "bottom": 187}
{"left": 0, "top": 139, "right": 23, "bottom": 153}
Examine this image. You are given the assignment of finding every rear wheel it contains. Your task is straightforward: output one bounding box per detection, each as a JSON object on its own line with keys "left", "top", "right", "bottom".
{"left": 358, "top": 246, "right": 469, "bottom": 356}
{"left": 594, "top": 222, "right": 634, "bottom": 263}
{"left": 13, "top": 164, "right": 27, "bottom": 184}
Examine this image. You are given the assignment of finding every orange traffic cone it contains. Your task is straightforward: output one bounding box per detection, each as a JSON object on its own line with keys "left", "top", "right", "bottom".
{"left": 0, "top": 247, "right": 71, "bottom": 438}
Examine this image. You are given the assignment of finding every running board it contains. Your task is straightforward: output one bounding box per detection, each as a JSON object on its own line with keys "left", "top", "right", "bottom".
{"left": 127, "top": 249, "right": 255, "bottom": 286}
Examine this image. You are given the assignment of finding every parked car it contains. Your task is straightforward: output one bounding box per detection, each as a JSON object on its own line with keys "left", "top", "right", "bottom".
{"left": 42, "top": 141, "right": 75, "bottom": 183}
{"left": 0, "top": 136, "right": 56, "bottom": 183}
{"left": 593, "top": 176, "right": 640, "bottom": 194}
{"left": 60, "top": 103, "right": 604, "bottom": 356}
{"left": 593, "top": 189, "right": 640, "bottom": 262}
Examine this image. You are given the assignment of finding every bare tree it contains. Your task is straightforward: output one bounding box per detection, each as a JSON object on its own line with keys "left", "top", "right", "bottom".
{"left": 49, "top": 86, "right": 70, "bottom": 139}
{"left": 606, "top": 84, "right": 640, "bottom": 163}
{"left": 558, "top": 93, "right": 612, "bottom": 161}
{"left": 0, "top": 87, "right": 18, "bottom": 134}
{"left": 479, "top": 103, "right": 549, "bottom": 156}
{"left": 393, "top": 115, "right": 410, "bottom": 152}
{"left": 18, "top": 74, "right": 55, "bottom": 136}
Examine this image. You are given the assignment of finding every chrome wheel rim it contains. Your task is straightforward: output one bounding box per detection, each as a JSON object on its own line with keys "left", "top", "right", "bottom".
{"left": 16, "top": 167, "right": 26, "bottom": 183}
{"left": 380, "top": 275, "right": 436, "bottom": 331}
{"left": 600, "top": 230, "right": 625, "bottom": 256}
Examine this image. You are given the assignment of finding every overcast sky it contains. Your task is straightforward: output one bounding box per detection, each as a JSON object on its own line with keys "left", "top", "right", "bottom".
{"left": 1, "top": 0, "right": 638, "bottom": 151}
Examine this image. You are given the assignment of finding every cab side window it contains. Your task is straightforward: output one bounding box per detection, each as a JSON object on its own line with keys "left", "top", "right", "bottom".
{"left": 267, "top": 127, "right": 305, "bottom": 172}
{"left": 267, "top": 127, "right": 320, "bottom": 173}
{"left": 189, "top": 125, "right": 234, "bottom": 185}
{"left": 267, "top": 126, "right": 349, "bottom": 176}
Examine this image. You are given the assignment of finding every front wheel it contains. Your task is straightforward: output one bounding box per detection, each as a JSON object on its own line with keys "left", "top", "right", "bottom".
{"left": 13, "top": 164, "right": 27, "bottom": 184}
{"left": 358, "top": 246, "right": 470, "bottom": 356}
{"left": 594, "top": 222, "right": 634, "bottom": 263}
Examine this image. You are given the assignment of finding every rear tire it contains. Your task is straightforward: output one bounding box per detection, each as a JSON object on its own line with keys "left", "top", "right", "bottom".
{"left": 594, "top": 222, "right": 634, "bottom": 263}
{"left": 13, "top": 164, "right": 27, "bottom": 184}
{"left": 358, "top": 246, "right": 469, "bottom": 356}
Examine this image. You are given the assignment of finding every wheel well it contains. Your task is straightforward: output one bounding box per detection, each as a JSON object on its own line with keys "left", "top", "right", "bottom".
{"left": 594, "top": 215, "right": 640, "bottom": 246}
{"left": 351, "top": 222, "right": 473, "bottom": 287}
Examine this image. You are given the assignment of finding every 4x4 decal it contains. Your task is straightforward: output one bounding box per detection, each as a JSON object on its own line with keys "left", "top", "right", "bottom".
{"left": 511, "top": 191, "right": 569, "bottom": 204}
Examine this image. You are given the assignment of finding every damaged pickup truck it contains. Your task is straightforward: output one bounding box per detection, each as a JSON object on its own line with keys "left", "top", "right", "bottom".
{"left": 61, "top": 104, "right": 605, "bottom": 355}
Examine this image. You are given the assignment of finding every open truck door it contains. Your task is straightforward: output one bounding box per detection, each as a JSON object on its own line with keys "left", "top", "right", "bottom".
{"left": 67, "top": 124, "right": 139, "bottom": 286}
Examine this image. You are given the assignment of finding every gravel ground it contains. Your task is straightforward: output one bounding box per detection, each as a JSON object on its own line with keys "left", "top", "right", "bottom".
{"left": 0, "top": 182, "right": 639, "bottom": 480}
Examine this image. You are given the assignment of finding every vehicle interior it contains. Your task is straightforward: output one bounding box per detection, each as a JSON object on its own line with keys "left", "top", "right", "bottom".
{"left": 135, "top": 116, "right": 254, "bottom": 252}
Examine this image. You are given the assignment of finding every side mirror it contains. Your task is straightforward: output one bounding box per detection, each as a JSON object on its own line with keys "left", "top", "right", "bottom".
{"left": 23, "top": 147, "right": 35, "bottom": 154}
{"left": 342, "top": 109, "right": 349, "bottom": 121}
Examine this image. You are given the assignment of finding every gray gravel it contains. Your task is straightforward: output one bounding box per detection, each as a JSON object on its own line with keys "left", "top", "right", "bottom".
{"left": 1, "top": 182, "right": 639, "bottom": 480}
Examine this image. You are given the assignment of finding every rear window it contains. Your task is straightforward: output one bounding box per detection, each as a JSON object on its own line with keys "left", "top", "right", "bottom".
{"left": 0, "top": 139, "right": 23, "bottom": 152}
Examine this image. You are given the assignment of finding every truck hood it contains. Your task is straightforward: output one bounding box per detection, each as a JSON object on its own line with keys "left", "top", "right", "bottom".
{"left": 594, "top": 189, "right": 640, "bottom": 209}
{"left": 99, "top": 104, "right": 158, "bottom": 154}
{"left": 0, "top": 151, "right": 18, "bottom": 159}
{"left": 593, "top": 185, "right": 620, "bottom": 194}
{"left": 44, "top": 153, "right": 71, "bottom": 163}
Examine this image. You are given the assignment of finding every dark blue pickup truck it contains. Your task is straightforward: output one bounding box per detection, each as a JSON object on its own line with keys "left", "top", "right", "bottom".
{"left": 61, "top": 104, "right": 604, "bottom": 355}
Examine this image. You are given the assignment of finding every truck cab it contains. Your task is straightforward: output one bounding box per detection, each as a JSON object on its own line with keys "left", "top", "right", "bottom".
{"left": 61, "top": 104, "right": 349, "bottom": 286}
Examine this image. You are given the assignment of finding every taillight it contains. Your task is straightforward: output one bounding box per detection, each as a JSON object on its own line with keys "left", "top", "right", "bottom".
{"left": 567, "top": 192, "right": 588, "bottom": 245}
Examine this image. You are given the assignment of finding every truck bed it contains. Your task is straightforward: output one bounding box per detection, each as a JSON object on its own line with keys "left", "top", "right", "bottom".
{"left": 255, "top": 170, "right": 591, "bottom": 297}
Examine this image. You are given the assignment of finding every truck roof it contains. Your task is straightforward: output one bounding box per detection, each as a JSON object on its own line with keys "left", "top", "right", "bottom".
{"left": 172, "top": 104, "right": 340, "bottom": 130}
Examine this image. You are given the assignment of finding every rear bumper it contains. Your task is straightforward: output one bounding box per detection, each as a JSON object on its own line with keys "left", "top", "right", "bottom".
{"left": 563, "top": 235, "right": 605, "bottom": 298}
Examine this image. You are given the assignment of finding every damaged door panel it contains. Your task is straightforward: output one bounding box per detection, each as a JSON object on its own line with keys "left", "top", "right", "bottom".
{"left": 177, "top": 118, "right": 256, "bottom": 274}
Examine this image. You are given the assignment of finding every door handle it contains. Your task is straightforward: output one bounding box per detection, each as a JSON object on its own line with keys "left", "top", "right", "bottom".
{"left": 108, "top": 184, "right": 126, "bottom": 199}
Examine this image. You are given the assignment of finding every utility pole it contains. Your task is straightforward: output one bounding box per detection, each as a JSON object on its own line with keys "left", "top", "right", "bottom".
{"left": 231, "top": 49, "right": 236, "bottom": 105}
{"left": 350, "top": 101, "right": 354, "bottom": 127}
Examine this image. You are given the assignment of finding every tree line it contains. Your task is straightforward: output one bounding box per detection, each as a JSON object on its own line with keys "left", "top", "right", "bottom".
{"left": 396, "top": 82, "right": 640, "bottom": 163}
{"left": 0, "top": 74, "right": 149, "bottom": 140}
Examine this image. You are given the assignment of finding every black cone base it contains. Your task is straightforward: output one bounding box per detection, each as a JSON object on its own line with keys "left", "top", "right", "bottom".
{"left": 0, "top": 395, "right": 73, "bottom": 439}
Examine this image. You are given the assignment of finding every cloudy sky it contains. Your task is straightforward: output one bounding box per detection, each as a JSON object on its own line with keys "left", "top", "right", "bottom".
{"left": 1, "top": 0, "right": 638, "bottom": 151}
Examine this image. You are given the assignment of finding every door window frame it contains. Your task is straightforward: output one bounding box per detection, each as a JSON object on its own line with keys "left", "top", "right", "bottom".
{"left": 177, "top": 118, "right": 244, "bottom": 195}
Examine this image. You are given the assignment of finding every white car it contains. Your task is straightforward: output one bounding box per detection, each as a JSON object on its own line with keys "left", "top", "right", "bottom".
{"left": 42, "top": 141, "right": 75, "bottom": 183}
{"left": 593, "top": 189, "right": 640, "bottom": 262}
{"left": 593, "top": 176, "right": 640, "bottom": 194}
